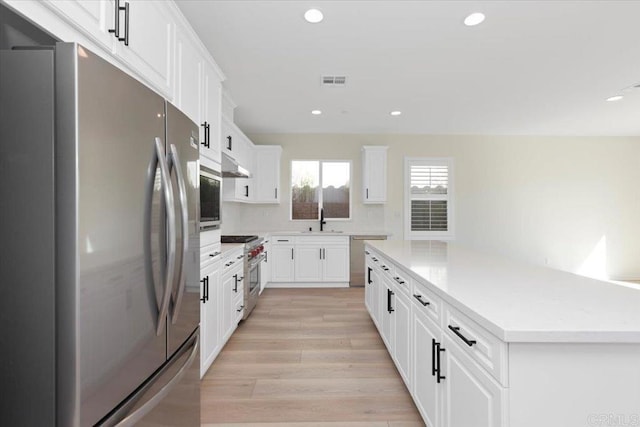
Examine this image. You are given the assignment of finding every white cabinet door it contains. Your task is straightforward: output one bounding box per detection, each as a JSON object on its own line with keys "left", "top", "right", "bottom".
{"left": 253, "top": 146, "right": 281, "bottom": 203}
{"left": 174, "top": 27, "right": 201, "bottom": 124}
{"left": 365, "top": 262, "right": 376, "bottom": 316}
{"left": 114, "top": 0, "right": 174, "bottom": 98}
{"left": 412, "top": 307, "right": 442, "bottom": 427}
{"left": 271, "top": 245, "right": 295, "bottom": 282}
{"left": 221, "top": 272, "right": 236, "bottom": 341}
{"left": 393, "top": 290, "right": 411, "bottom": 386}
{"left": 200, "top": 62, "right": 221, "bottom": 163}
{"left": 200, "top": 261, "right": 220, "bottom": 378}
{"left": 362, "top": 146, "right": 388, "bottom": 203}
{"left": 442, "top": 335, "right": 506, "bottom": 427}
{"left": 295, "top": 246, "right": 323, "bottom": 282}
{"left": 322, "top": 245, "right": 349, "bottom": 282}
{"left": 380, "top": 278, "right": 393, "bottom": 350}
{"left": 44, "top": 0, "right": 116, "bottom": 50}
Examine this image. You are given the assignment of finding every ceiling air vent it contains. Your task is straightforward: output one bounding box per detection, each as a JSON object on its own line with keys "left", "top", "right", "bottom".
{"left": 321, "top": 75, "right": 347, "bottom": 86}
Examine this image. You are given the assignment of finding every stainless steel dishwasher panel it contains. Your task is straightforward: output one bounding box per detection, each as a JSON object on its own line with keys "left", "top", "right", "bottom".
{"left": 350, "top": 235, "right": 387, "bottom": 286}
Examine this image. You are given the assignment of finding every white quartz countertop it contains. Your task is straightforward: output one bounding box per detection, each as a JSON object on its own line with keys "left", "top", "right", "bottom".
{"left": 366, "top": 240, "right": 640, "bottom": 343}
{"left": 266, "top": 231, "right": 391, "bottom": 237}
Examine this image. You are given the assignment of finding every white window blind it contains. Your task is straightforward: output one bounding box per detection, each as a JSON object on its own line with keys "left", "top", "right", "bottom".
{"left": 405, "top": 158, "right": 454, "bottom": 239}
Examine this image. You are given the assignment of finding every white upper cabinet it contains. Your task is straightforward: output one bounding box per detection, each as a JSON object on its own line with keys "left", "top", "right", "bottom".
{"left": 113, "top": 0, "right": 175, "bottom": 98}
{"left": 174, "top": 26, "right": 201, "bottom": 124}
{"left": 362, "top": 146, "right": 388, "bottom": 203}
{"left": 253, "top": 146, "right": 282, "bottom": 203}
{"left": 200, "top": 61, "right": 222, "bottom": 163}
{"left": 43, "top": 0, "right": 116, "bottom": 51}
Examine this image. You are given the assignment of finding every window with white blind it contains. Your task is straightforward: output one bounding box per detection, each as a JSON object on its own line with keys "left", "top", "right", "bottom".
{"left": 404, "top": 158, "right": 454, "bottom": 240}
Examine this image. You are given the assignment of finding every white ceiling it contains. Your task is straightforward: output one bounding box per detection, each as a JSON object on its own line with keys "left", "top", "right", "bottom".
{"left": 176, "top": 1, "right": 640, "bottom": 136}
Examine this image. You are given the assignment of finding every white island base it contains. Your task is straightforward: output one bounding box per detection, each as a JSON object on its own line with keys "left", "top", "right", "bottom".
{"left": 364, "top": 240, "right": 640, "bottom": 427}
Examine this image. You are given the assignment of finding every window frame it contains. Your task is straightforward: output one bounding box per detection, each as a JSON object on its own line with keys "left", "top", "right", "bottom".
{"left": 290, "top": 159, "right": 353, "bottom": 221}
{"left": 404, "top": 157, "right": 455, "bottom": 240}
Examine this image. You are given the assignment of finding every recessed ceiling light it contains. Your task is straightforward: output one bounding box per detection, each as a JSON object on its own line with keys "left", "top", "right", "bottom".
{"left": 304, "top": 9, "right": 323, "bottom": 23}
{"left": 390, "top": 111, "right": 402, "bottom": 116}
{"left": 606, "top": 95, "right": 624, "bottom": 102}
{"left": 464, "top": 12, "right": 485, "bottom": 26}
{"left": 311, "top": 110, "right": 322, "bottom": 115}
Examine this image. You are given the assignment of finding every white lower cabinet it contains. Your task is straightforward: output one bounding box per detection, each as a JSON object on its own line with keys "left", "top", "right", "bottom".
{"left": 442, "top": 335, "right": 506, "bottom": 427}
{"left": 270, "top": 241, "right": 295, "bottom": 282}
{"left": 392, "top": 289, "right": 411, "bottom": 385}
{"left": 200, "top": 258, "right": 220, "bottom": 378}
{"left": 221, "top": 248, "right": 243, "bottom": 342}
{"left": 412, "top": 308, "right": 443, "bottom": 427}
{"left": 270, "top": 235, "right": 350, "bottom": 286}
{"left": 367, "top": 243, "right": 506, "bottom": 427}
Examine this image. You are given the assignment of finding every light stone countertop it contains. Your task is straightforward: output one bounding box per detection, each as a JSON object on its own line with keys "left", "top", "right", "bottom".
{"left": 366, "top": 240, "right": 640, "bottom": 343}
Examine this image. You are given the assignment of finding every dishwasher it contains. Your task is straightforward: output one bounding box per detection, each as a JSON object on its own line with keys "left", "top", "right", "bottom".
{"left": 350, "top": 235, "right": 387, "bottom": 286}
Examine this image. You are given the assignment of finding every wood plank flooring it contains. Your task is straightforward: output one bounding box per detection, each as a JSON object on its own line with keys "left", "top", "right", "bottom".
{"left": 201, "top": 287, "right": 424, "bottom": 427}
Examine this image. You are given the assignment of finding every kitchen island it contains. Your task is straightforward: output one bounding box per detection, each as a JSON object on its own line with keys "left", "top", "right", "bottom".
{"left": 365, "top": 240, "right": 640, "bottom": 427}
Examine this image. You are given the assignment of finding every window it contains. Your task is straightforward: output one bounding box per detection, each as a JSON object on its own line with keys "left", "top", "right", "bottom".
{"left": 291, "top": 160, "right": 351, "bottom": 220}
{"left": 404, "top": 158, "right": 454, "bottom": 239}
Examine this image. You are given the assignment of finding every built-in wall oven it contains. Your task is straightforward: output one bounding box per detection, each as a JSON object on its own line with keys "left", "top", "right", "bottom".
{"left": 200, "top": 166, "right": 221, "bottom": 230}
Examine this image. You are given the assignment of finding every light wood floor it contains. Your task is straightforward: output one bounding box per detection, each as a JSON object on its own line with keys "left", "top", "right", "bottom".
{"left": 201, "top": 287, "right": 424, "bottom": 427}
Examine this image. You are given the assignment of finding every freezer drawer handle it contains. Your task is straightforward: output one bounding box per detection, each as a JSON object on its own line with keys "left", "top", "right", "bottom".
{"left": 168, "top": 144, "right": 189, "bottom": 324}
{"left": 448, "top": 325, "right": 477, "bottom": 347}
{"left": 144, "top": 138, "right": 176, "bottom": 336}
{"left": 107, "top": 330, "right": 199, "bottom": 427}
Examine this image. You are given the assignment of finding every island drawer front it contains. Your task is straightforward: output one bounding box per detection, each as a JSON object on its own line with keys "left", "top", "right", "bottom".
{"left": 376, "top": 254, "right": 395, "bottom": 280}
{"left": 412, "top": 279, "right": 443, "bottom": 326}
{"left": 444, "top": 305, "right": 508, "bottom": 386}
{"left": 201, "top": 242, "right": 222, "bottom": 270}
{"left": 391, "top": 266, "right": 411, "bottom": 297}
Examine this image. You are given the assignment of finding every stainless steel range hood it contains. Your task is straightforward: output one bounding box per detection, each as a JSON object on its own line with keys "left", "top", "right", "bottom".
{"left": 221, "top": 153, "right": 251, "bottom": 178}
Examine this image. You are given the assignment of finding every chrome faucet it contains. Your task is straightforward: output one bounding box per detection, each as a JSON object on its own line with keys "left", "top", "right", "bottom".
{"left": 320, "top": 208, "right": 326, "bottom": 231}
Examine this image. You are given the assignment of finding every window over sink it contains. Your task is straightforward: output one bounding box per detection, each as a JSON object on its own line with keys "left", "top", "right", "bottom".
{"left": 291, "top": 160, "right": 351, "bottom": 220}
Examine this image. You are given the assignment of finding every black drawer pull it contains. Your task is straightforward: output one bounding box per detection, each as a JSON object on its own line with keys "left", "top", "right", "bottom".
{"left": 394, "top": 277, "right": 405, "bottom": 284}
{"left": 413, "top": 294, "right": 430, "bottom": 306}
{"left": 367, "top": 267, "right": 372, "bottom": 284}
{"left": 448, "top": 325, "right": 477, "bottom": 347}
{"left": 237, "top": 305, "right": 244, "bottom": 312}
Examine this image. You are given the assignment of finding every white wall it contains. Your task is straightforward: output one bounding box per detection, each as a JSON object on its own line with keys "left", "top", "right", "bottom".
{"left": 222, "top": 134, "right": 640, "bottom": 280}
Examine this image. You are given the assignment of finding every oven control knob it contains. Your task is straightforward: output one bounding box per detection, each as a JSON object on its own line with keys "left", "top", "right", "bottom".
{"left": 259, "top": 245, "right": 264, "bottom": 252}
{"left": 251, "top": 249, "right": 257, "bottom": 257}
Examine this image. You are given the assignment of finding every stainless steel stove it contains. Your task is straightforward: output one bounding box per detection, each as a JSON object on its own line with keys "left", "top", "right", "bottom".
{"left": 221, "top": 235, "right": 265, "bottom": 319}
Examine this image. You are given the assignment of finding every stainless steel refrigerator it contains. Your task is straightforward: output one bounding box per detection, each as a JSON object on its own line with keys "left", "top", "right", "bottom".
{"left": 0, "top": 42, "right": 200, "bottom": 426}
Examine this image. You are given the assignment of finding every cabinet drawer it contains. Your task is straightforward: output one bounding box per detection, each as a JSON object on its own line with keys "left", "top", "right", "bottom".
{"left": 411, "top": 279, "right": 443, "bottom": 326}
{"left": 444, "top": 305, "right": 508, "bottom": 386}
{"left": 200, "top": 243, "right": 221, "bottom": 269}
{"left": 272, "top": 236, "right": 296, "bottom": 244}
{"left": 390, "top": 266, "right": 411, "bottom": 296}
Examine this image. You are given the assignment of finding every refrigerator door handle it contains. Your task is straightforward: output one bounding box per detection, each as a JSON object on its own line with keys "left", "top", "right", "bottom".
{"left": 167, "top": 144, "right": 189, "bottom": 323}
{"left": 98, "top": 330, "right": 199, "bottom": 427}
{"left": 144, "top": 138, "right": 176, "bottom": 336}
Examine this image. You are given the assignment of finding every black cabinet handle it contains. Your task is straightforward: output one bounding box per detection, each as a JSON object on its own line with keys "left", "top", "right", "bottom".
{"left": 448, "top": 325, "right": 477, "bottom": 347}
{"left": 366, "top": 188, "right": 369, "bottom": 199}
{"left": 367, "top": 267, "right": 372, "bottom": 284}
{"left": 394, "top": 276, "right": 405, "bottom": 284}
{"left": 237, "top": 255, "right": 243, "bottom": 260}
{"left": 226, "top": 135, "right": 232, "bottom": 150}
{"left": 245, "top": 185, "right": 249, "bottom": 197}
{"left": 365, "top": 250, "right": 370, "bottom": 255}
{"left": 108, "top": 0, "right": 122, "bottom": 38}
{"left": 382, "top": 266, "right": 389, "bottom": 271}
{"left": 233, "top": 274, "right": 238, "bottom": 293}
{"left": 436, "top": 342, "right": 446, "bottom": 383}
{"left": 237, "top": 305, "right": 244, "bottom": 312}
{"left": 319, "top": 248, "right": 322, "bottom": 259}
{"left": 387, "top": 288, "right": 394, "bottom": 313}
{"left": 200, "top": 277, "right": 208, "bottom": 303}
{"left": 200, "top": 121, "right": 210, "bottom": 148}
{"left": 431, "top": 338, "right": 437, "bottom": 377}
{"left": 275, "top": 188, "right": 278, "bottom": 199}
{"left": 291, "top": 248, "right": 294, "bottom": 260}
{"left": 238, "top": 276, "right": 244, "bottom": 282}
{"left": 122, "top": 2, "right": 129, "bottom": 46}
{"left": 413, "top": 294, "right": 430, "bottom": 306}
